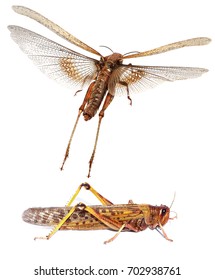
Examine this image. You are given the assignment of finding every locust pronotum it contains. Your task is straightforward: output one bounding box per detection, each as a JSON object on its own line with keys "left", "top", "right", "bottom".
{"left": 8, "top": 6, "right": 211, "bottom": 177}
{"left": 22, "top": 183, "right": 176, "bottom": 244}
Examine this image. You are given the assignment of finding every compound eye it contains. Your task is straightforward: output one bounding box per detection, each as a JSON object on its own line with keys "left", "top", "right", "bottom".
{"left": 160, "top": 208, "right": 166, "bottom": 216}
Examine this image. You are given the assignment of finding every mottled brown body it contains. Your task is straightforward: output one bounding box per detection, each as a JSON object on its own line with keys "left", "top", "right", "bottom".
{"left": 83, "top": 54, "right": 123, "bottom": 120}
{"left": 23, "top": 204, "right": 169, "bottom": 231}
{"left": 22, "top": 183, "right": 175, "bottom": 243}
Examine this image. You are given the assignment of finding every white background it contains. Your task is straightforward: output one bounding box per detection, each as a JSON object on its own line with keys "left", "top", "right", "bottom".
{"left": 1, "top": 0, "right": 214, "bottom": 279}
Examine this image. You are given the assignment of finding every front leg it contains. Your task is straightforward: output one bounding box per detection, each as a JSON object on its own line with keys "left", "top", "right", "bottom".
{"left": 155, "top": 225, "right": 173, "bottom": 242}
{"left": 118, "top": 81, "right": 132, "bottom": 105}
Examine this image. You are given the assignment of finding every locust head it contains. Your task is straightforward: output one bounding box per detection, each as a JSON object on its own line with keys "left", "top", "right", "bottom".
{"left": 104, "top": 53, "right": 123, "bottom": 70}
{"left": 157, "top": 205, "right": 170, "bottom": 227}
{"left": 155, "top": 193, "right": 177, "bottom": 242}
{"left": 158, "top": 192, "right": 177, "bottom": 227}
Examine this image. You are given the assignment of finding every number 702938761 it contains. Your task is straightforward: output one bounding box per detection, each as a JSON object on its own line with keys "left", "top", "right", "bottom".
{"left": 127, "top": 266, "right": 181, "bottom": 276}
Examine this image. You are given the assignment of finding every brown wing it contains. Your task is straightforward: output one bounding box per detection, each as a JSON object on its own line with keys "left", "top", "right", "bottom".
{"left": 12, "top": 6, "right": 101, "bottom": 57}
{"left": 8, "top": 25, "right": 99, "bottom": 89}
{"left": 108, "top": 64, "right": 208, "bottom": 96}
{"left": 123, "top": 37, "right": 211, "bottom": 59}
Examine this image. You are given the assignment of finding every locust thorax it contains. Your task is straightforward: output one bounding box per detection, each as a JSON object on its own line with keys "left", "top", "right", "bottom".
{"left": 103, "top": 53, "right": 123, "bottom": 70}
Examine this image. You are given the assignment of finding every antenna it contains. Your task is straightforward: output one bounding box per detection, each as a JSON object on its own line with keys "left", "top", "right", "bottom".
{"left": 123, "top": 51, "right": 140, "bottom": 56}
{"left": 99, "top": 45, "right": 114, "bottom": 53}
{"left": 169, "top": 192, "right": 177, "bottom": 220}
{"left": 170, "top": 192, "right": 176, "bottom": 209}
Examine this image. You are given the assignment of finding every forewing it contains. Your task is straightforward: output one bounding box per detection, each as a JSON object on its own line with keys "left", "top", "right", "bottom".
{"left": 12, "top": 6, "right": 102, "bottom": 57}
{"left": 8, "top": 25, "right": 99, "bottom": 89}
{"left": 108, "top": 64, "right": 208, "bottom": 96}
{"left": 123, "top": 37, "right": 211, "bottom": 59}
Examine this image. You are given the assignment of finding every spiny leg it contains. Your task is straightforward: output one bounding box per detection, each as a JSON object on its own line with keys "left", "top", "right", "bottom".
{"left": 35, "top": 203, "right": 123, "bottom": 240}
{"left": 88, "top": 93, "right": 114, "bottom": 177}
{"left": 119, "top": 81, "right": 132, "bottom": 105}
{"left": 34, "top": 182, "right": 113, "bottom": 240}
{"left": 60, "top": 82, "right": 95, "bottom": 171}
{"left": 104, "top": 223, "right": 126, "bottom": 244}
{"left": 155, "top": 224, "right": 173, "bottom": 242}
{"left": 60, "top": 109, "right": 82, "bottom": 170}
{"left": 88, "top": 115, "right": 102, "bottom": 177}
{"left": 103, "top": 216, "right": 144, "bottom": 244}
{"left": 34, "top": 205, "right": 78, "bottom": 240}
{"left": 66, "top": 182, "right": 113, "bottom": 207}
{"left": 34, "top": 182, "right": 86, "bottom": 240}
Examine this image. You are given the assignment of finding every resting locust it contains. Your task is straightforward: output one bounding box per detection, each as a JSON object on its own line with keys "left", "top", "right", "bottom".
{"left": 8, "top": 6, "right": 211, "bottom": 177}
{"left": 22, "top": 182, "right": 177, "bottom": 243}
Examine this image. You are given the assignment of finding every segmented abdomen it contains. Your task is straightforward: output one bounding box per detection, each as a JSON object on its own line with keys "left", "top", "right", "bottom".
{"left": 83, "top": 68, "right": 111, "bottom": 120}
